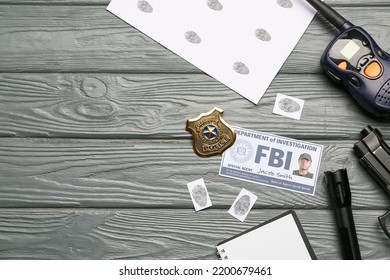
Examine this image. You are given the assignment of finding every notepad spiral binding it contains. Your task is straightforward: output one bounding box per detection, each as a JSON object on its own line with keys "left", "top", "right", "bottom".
{"left": 216, "top": 248, "right": 228, "bottom": 260}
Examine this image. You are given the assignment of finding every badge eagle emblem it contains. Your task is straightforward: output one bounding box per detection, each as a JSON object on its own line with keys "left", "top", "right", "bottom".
{"left": 186, "top": 107, "right": 236, "bottom": 157}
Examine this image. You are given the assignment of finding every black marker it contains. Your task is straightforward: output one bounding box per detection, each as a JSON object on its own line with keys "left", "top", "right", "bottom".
{"left": 324, "top": 169, "right": 362, "bottom": 260}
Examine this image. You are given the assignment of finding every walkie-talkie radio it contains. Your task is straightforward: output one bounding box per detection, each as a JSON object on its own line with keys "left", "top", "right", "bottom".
{"left": 306, "top": 0, "right": 390, "bottom": 117}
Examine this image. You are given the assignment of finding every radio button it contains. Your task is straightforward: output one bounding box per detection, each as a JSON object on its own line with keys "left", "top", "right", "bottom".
{"left": 359, "top": 57, "right": 370, "bottom": 68}
{"left": 376, "top": 48, "right": 387, "bottom": 59}
{"left": 338, "top": 61, "right": 348, "bottom": 70}
{"left": 364, "top": 61, "right": 382, "bottom": 78}
{"left": 348, "top": 75, "right": 361, "bottom": 87}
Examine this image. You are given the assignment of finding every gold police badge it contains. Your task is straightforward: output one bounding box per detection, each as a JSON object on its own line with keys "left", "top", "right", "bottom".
{"left": 186, "top": 107, "right": 236, "bottom": 157}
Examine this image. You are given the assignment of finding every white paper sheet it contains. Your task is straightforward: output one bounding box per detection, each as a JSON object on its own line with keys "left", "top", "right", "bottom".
{"left": 107, "top": 0, "right": 317, "bottom": 103}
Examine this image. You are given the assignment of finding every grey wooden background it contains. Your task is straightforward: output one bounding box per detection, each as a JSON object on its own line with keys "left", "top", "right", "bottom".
{"left": 0, "top": 0, "right": 389, "bottom": 260}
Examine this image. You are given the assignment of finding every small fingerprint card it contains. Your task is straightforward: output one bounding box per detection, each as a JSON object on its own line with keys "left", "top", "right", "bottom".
{"left": 107, "top": 0, "right": 317, "bottom": 104}
{"left": 273, "top": 93, "right": 305, "bottom": 120}
{"left": 187, "top": 178, "right": 212, "bottom": 211}
{"left": 228, "top": 188, "right": 258, "bottom": 222}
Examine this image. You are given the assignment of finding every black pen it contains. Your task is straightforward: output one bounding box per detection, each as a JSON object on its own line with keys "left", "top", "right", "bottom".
{"left": 324, "top": 169, "right": 362, "bottom": 260}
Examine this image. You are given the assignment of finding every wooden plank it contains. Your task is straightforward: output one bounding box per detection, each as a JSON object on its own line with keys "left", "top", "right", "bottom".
{"left": 0, "top": 138, "right": 388, "bottom": 208}
{"left": 1, "top": 73, "right": 388, "bottom": 139}
{"left": 0, "top": 0, "right": 389, "bottom": 6}
{"left": 0, "top": 0, "right": 388, "bottom": 262}
{"left": 0, "top": 209, "right": 387, "bottom": 260}
{"left": 1, "top": 6, "right": 390, "bottom": 73}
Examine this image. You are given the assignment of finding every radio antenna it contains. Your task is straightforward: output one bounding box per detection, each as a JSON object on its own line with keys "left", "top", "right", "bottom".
{"left": 306, "top": 0, "right": 347, "bottom": 30}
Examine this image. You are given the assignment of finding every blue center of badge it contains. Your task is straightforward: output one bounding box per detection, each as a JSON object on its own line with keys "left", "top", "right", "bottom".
{"left": 203, "top": 125, "right": 218, "bottom": 140}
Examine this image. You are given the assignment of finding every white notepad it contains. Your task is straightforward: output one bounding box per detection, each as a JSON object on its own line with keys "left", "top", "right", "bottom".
{"left": 216, "top": 210, "right": 317, "bottom": 260}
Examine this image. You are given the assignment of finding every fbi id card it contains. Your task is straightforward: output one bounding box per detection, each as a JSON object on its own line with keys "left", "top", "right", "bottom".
{"left": 219, "top": 127, "right": 323, "bottom": 195}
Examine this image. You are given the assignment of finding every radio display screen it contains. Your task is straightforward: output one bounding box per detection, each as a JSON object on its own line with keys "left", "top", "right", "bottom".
{"left": 340, "top": 40, "right": 361, "bottom": 60}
